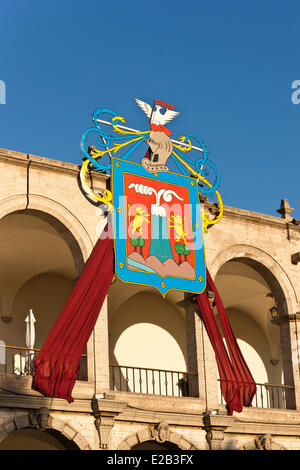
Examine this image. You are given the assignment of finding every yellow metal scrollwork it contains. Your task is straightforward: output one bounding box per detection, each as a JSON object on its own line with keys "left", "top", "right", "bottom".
{"left": 80, "top": 159, "right": 113, "bottom": 211}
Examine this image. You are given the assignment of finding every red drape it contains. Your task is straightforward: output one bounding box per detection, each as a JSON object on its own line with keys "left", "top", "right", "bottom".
{"left": 32, "top": 226, "right": 115, "bottom": 403}
{"left": 197, "top": 269, "right": 256, "bottom": 415}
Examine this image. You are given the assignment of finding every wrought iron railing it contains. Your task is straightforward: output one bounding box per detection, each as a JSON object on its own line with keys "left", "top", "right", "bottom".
{"left": 110, "top": 364, "right": 198, "bottom": 397}
{"left": 218, "top": 379, "right": 295, "bottom": 410}
{"left": 0, "top": 345, "right": 88, "bottom": 381}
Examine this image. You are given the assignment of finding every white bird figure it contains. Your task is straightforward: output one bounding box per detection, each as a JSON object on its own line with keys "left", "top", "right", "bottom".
{"left": 135, "top": 98, "right": 179, "bottom": 126}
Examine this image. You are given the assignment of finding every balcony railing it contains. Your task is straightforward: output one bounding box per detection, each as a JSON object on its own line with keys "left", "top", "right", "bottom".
{"left": 0, "top": 345, "right": 88, "bottom": 381}
{"left": 218, "top": 379, "right": 295, "bottom": 410}
{"left": 110, "top": 364, "right": 198, "bottom": 397}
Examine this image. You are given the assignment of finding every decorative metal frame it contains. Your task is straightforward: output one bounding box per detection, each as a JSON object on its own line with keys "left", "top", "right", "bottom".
{"left": 79, "top": 101, "right": 223, "bottom": 232}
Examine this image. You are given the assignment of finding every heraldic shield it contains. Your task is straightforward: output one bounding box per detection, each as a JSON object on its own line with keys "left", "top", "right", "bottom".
{"left": 112, "top": 158, "right": 206, "bottom": 296}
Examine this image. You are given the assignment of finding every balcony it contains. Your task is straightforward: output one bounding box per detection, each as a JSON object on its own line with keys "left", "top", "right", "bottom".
{"left": 218, "top": 379, "right": 295, "bottom": 410}
{"left": 0, "top": 345, "right": 296, "bottom": 410}
{"left": 110, "top": 364, "right": 296, "bottom": 410}
{"left": 0, "top": 345, "right": 88, "bottom": 381}
{"left": 110, "top": 363, "right": 198, "bottom": 397}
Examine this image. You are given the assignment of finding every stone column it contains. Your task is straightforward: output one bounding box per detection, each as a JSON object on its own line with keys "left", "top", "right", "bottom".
{"left": 185, "top": 299, "right": 201, "bottom": 398}
{"left": 92, "top": 397, "right": 127, "bottom": 449}
{"left": 92, "top": 296, "right": 110, "bottom": 393}
{"left": 184, "top": 298, "right": 219, "bottom": 409}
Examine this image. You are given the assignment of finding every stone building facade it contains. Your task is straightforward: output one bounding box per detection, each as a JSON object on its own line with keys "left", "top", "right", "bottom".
{"left": 0, "top": 147, "right": 299, "bottom": 450}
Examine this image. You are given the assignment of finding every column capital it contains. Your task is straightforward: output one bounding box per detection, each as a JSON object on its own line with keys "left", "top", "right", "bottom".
{"left": 203, "top": 411, "right": 233, "bottom": 450}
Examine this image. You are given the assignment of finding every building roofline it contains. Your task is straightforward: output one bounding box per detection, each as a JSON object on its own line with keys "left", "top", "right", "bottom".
{"left": 0, "top": 147, "right": 298, "bottom": 231}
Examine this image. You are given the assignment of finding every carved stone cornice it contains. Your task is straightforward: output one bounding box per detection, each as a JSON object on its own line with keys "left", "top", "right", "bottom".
{"left": 29, "top": 407, "right": 50, "bottom": 430}
{"left": 92, "top": 396, "right": 127, "bottom": 449}
{"left": 240, "top": 433, "right": 286, "bottom": 450}
{"left": 203, "top": 410, "right": 233, "bottom": 427}
{"left": 94, "top": 413, "right": 115, "bottom": 450}
{"left": 205, "top": 429, "right": 225, "bottom": 450}
{"left": 203, "top": 411, "right": 233, "bottom": 450}
{"left": 92, "top": 396, "right": 127, "bottom": 415}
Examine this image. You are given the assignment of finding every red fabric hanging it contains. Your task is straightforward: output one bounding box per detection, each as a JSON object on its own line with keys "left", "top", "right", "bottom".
{"left": 32, "top": 225, "right": 115, "bottom": 403}
{"left": 197, "top": 269, "right": 256, "bottom": 415}
{"left": 32, "top": 218, "right": 255, "bottom": 412}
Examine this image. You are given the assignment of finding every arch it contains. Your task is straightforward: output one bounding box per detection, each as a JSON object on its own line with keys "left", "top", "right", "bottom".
{"left": 49, "top": 416, "right": 91, "bottom": 449}
{"left": 110, "top": 290, "right": 186, "bottom": 353}
{"left": 209, "top": 244, "right": 298, "bottom": 317}
{"left": 0, "top": 413, "right": 91, "bottom": 450}
{"left": 109, "top": 290, "right": 188, "bottom": 374}
{"left": 117, "top": 426, "right": 198, "bottom": 450}
{"left": 0, "top": 193, "right": 94, "bottom": 276}
{"left": 211, "top": 244, "right": 297, "bottom": 403}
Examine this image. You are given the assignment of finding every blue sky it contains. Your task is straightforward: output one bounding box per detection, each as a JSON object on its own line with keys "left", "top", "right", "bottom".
{"left": 1, "top": 0, "right": 299, "bottom": 218}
